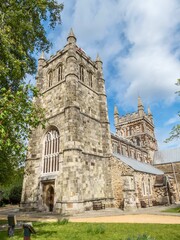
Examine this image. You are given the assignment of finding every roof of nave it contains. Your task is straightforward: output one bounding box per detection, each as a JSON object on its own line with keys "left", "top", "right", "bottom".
{"left": 153, "top": 147, "right": 180, "bottom": 165}
{"left": 113, "top": 153, "right": 164, "bottom": 175}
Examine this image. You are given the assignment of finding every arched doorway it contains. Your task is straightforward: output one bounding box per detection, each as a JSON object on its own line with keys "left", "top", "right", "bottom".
{"left": 46, "top": 186, "right": 54, "bottom": 212}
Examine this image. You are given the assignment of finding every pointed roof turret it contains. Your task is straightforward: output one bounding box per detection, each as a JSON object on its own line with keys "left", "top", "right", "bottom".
{"left": 148, "top": 106, "right": 152, "bottom": 115}
{"left": 138, "top": 96, "right": 143, "bottom": 108}
{"left": 67, "top": 28, "right": 76, "bottom": 44}
{"left": 95, "top": 53, "right": 103, "bottom": 75}
{"left": 39, "top": 51, "right": 45, "bottom": 60}
{"left": 114, "top": 106, "right": 119, "bottom": 115}
{"left": 148, "top": 106, "right": 153, "bottom": 124}
{"left": 114, "top": 106, "right": 119, "bottom": 125}
{"left": 38, "top": 51, "right": 46, "bottom": 72}
{"left": 96, "top": 53, "right": 102, "bottom": 63}
{"left": 138, "top": 96, "right": 144, "bottom": 117}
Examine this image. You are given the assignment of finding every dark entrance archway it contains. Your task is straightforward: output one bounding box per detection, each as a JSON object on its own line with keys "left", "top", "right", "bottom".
{"left": 42, "top": 181, "right": 55, "bottom": 212}
{"left": 46, "top": 186, "right": 54, "bottom": 212}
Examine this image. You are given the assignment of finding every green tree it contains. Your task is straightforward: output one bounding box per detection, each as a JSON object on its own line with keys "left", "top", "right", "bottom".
{"left": 0, "top": 167, "right": 24, "bottom": 205}
{"left": 0, "top": 0, "right": 63, "bottom": 183}
{"left": 165, "top": 79, "right": 180, "bottom": 142}
{"left": 0, "top": 85, "right": 45, "bottom": 183}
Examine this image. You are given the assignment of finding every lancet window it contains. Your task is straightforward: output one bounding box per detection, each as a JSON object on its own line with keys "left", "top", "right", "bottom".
{"left": 88, "top": 71, "right": 93, "bottom": 87}
{"left": 142, "top": 180, "right": 146, "bottom": 195}
{"left": 148, "top": 179, "right": 152, "bottom": 195}
{"left": 48, "top": 70, "right": 53, "bottom": 87}
{"left": 80, "top": 65, "right": 84, "bottom": 82}
{"left": 43, "top": 129, "right": 60, "bottom": 173}
{"left": 57, "top": 64, "right": 63, "bottom": 82}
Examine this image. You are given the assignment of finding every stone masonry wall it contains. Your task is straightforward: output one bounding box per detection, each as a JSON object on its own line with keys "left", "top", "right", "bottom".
{"left": 155, "top": 162, "right": 180, "bottom": 202}
{"left": 110, "top": 156, "right": 134, "bottom": 209}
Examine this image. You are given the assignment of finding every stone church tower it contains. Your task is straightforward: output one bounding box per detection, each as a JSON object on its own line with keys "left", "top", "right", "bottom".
{"left": 114, "top": 96, "right": 158, "bottom": 162}
{"left": 21, "top": 29, "right": 113, "bottom": 213}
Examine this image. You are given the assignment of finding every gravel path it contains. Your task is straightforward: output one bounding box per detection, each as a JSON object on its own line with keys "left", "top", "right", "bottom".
{"left": 70, "top": 214, "right": 180, "bottom": 224}
{"left": 0, "top": 204, "right": 180, "bottom": 224}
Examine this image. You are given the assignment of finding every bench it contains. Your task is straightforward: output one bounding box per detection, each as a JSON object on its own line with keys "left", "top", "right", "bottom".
{"left": 92, "top": 201, "right": 105, "bottom": 210}
{"left": 140, "top": 200, "right": 147, "bottom": 208}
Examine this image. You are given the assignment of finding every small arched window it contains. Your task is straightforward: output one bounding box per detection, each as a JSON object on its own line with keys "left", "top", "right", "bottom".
{"left": 48, "top": 70, "right": 53, "bottom": 87}
{"left": 142, "top": 178, "right": 146, "bottom": 195}
{"left": 43, "top": 129, "right": 59, "bottom": 173}
{"left": 88, "top": 71, "right": 93, "bottom": 87}
{"left": 148, "top": 179, "right": 151, "bottom": 195}
{"left": 57, "top": 64, "right": 63, "bottom": 82}
{"left": 80, "top": 65, "right": 84, "bottom": 82}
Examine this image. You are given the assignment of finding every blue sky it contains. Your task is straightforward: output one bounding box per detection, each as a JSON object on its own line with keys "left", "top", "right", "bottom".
{"left": 35, "top": 0, "right": 180, "bottom": 150}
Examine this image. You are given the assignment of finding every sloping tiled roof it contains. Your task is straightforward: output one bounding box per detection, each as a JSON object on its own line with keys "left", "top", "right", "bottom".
{"left": 153, "top": 148, "right": 180, "bottom": 165}
{"left": 113, "top": 153, "right": 164, "bottom": 175}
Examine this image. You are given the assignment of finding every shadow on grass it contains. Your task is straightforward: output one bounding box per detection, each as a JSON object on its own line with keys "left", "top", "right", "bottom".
{"left": 0, "top": 229, "right": 22, "bottom": 240}
{"left": 36, "top": 230, "right": 58, "bottom": 238}
{"left": 0, "top": 234, "right": 7, "bottom": 240}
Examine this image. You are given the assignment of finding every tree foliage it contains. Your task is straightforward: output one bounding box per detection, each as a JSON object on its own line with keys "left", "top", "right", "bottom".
{"left": 0, "top": 0, "right": 63, "bottom": 89}
{"left": 165, "top": 79, "right": 180, "bottom": 142}
{"left": 0, "top": 0, "right": 63, "bottom": 183}
{"left": 0, "top": 167, "right": 24, "bottom": 205}
{"left": 0, "top": 85, "right": 45, "bottom": 183}
{"left": 9, "top": 185, "right": 22, "bottom": 204}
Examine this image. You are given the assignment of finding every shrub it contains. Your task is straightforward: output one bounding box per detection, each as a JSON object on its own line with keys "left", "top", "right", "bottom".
{"left": 57, "top": 218, "right": 69, "bottom": 225}
{"left": 0, "top": 188, "right": 11, "bottom": 206}
{"left": 9, "top": 185, "right": 22, "bottom": 204}
{"left": 87, "top": 224, "right": 105, "bottom": 234}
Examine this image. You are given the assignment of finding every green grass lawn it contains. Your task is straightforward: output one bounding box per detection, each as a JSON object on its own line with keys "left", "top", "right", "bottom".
{"left": 0, "top": 221, "right": 180, "bottom": 240}
{"left": 163, "top": 207, "right": 180, "bottom": 213}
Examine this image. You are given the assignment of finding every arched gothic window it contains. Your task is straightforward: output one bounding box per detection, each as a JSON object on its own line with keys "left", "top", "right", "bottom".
{"left": 88, "top": 71, "right": 93, "bottom": 87}
{"left": 43, "top": 129, "right": 59, "bottom": 173}
{"left": 148, "top": 179, "right": 151, "bottom": 195}
{"left": 80, "top": 65, "right": 84, "bottom": 82}
{"left": 136, "top": 137, "right": 140, "bottom": 146}
{"left": 142, "top": 179, "right": 146, "bottom": 195}
{"left": 57, "top": 64, "right": 63, "bottom": 82}
{"left": 48, "top": 70, "right": 53, "bottom": 87}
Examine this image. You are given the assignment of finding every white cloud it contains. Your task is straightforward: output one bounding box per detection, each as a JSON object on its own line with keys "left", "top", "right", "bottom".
{"left": 115, "top": 45, "right": 180, "bottom": 107}
{"left": 164, "top": 114, "right": 180, "bottom": 126}
{"left": 109, "top": 0, "right": 180, "bottom": 108}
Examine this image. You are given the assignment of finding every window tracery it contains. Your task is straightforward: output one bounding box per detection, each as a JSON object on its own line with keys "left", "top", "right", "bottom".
{"left": 43, "top": 129, "right": 59, "bottom": 173}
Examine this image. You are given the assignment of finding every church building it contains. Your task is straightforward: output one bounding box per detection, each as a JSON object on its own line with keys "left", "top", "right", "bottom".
{"left": 21, "top": 30, "right": 180, "bottom": 213}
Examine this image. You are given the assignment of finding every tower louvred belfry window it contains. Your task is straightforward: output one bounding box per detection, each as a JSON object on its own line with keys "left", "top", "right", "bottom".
{"left": 80, "top": 65, "right": 84, "bottom": 81}
{"left": 48, "top": 70, "right": 53, "bottom": 87}
{"left": 58, "top": 64, "right": 63, "bottom": 81}
{"left": 43, "top": 129, "right": 59, "bottom": 173}
{"left": 88, "top": 71, "right": 93, "bottom": 87}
